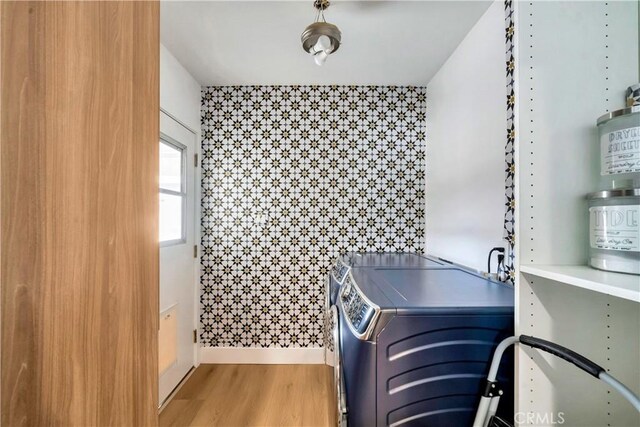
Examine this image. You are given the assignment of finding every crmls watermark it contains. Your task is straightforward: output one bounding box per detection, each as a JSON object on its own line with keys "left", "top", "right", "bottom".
{"left": 515, "top": 411, "right": 566, "bottom": 425}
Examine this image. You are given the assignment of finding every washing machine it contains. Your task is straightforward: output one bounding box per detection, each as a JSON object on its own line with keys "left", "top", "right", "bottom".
{"left": 324, "top": 253, "right": 448, "bottom": 367}
{"left": 334, "top": 266, "right": 514, "bottom": 427}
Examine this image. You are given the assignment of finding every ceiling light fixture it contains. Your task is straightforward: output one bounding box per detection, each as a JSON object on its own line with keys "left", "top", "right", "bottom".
{"left": 301, "top": 0, "right": 341, "bottom": 66}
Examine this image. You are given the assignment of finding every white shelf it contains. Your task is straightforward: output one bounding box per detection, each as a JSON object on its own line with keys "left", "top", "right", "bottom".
{"left": 520, "top": 265, "right": 640, "bottom": 303}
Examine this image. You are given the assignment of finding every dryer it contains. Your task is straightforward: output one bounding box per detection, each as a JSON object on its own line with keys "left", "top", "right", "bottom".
{"left": 335, "top": 267, "right": 514, "bottom": 427}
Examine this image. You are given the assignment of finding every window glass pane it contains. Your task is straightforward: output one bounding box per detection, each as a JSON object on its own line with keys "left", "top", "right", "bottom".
{"left": 159, "top": 193, "right": 183, "bottom": 242}
{"left": 160, "top": 141, "right": 183, "bottom": 192}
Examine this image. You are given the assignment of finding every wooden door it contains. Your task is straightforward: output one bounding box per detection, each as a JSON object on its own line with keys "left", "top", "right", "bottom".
{"left": 1, "top": 2, "right": 159, "bottom": 425}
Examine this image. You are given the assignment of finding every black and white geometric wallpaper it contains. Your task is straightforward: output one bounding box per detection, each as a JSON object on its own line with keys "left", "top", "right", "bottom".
{"left": 200, "top": 86, "right": 426, "bottom": 347}
{"left": 503, "top": 0, "right": 516, "bottom": 283}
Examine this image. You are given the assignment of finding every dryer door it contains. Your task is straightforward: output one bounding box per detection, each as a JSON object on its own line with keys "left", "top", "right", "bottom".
{"left": 331, "top": 305, "right": 348, "bottom": 426}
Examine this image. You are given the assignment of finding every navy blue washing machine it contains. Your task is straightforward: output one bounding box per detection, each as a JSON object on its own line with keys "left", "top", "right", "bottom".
{"left": 335, "top": 266, "right": 514, "bottom": 427}
{"left": 324, "top": 253, "right": 448, "bottom": 367}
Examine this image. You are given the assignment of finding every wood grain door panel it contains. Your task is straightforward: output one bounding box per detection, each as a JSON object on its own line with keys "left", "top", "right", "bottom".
{"left": 1, "top": 2, "right": 159, "bottom": 425}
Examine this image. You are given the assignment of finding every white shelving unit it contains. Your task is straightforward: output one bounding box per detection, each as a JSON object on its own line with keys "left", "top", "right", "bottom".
{"left": 515, "top": 1, "right": 640, "bottom": 425}
{"left": 520, "top": 264, "right": 640, "bottom": 303}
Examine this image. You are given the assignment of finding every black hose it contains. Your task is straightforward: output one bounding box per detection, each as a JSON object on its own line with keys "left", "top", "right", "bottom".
{"left": 519, "top": 335, "right": 605, "bottom": 378}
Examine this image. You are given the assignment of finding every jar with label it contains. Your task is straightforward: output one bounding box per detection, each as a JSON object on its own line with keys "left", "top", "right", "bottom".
{"left": 587, "top": 188, "right": 640, "bottom": 275}
{"left": 596, "top": 106, "right": 640, "bottom": 190}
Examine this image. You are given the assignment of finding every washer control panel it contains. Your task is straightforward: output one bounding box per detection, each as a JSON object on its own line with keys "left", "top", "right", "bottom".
{"left": 341, "top": 275, "right": 376, "bottom": 335}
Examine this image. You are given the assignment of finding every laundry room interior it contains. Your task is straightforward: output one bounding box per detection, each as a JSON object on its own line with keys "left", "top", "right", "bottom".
{"left": 2, "top": 0, "right": 639, "bottom": 426}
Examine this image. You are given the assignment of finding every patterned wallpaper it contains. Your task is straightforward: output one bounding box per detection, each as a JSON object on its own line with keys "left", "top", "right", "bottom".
{"left": 503, "top": 0, "right": 516, "bottom": 283}
{"left": 200, "top": 86, "right": 426, "bottom": 347}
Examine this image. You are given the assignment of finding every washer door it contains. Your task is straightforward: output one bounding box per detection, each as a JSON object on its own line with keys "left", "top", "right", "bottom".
{"left": 331, "top": 305, "right": 347, "bottom": 426}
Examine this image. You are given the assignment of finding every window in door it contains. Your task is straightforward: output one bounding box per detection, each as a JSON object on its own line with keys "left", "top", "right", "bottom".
{"left": 159, "top": 138, "right": 186, "bottom": 245}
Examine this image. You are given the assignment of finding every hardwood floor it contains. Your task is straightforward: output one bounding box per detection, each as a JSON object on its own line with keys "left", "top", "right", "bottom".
{"left": 159, "top": 364, "right": 334, "bottom": 427}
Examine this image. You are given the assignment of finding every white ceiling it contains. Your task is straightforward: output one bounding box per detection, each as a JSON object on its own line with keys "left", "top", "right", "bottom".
{"left": 160, "top": 1, "right": 492, "bottom": 86}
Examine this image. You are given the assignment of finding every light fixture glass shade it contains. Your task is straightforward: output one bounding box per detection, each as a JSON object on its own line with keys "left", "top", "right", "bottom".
{"left": 314, "top": 50, "right": 328, "bottom": 66}
{"left": 314, "top": 35, "right": 332, "bottom": 53}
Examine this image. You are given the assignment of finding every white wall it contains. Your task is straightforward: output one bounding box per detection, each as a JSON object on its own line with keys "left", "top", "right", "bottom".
{"left": 425, "top": 1, "right": 506, "bottom": 272}
{"left": 161, "top": 43, "right": 201, "bottom": 131}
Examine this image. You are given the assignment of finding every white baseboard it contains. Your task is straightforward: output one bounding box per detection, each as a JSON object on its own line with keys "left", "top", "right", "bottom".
{"left": 325, "top": 349, "right": 335, "bottom": 367}
{"left": 199, "top": 346, "right": 326, "bottom": 364}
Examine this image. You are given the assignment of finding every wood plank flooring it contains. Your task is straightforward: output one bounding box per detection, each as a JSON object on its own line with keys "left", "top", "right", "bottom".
{"left": 159, "top": 364, "right": 334, "bottom": 427}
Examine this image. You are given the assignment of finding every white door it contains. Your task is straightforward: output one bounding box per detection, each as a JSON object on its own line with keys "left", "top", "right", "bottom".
{"left": 158, "top": 111, "right": 197, "bottom": 405}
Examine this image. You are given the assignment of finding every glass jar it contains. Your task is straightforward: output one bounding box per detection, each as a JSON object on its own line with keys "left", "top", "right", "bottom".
{"left": 596, "top": 106, "right": 640, "bottom": 190}
{"left": 587, "top": 188, "right": 640, "bottom": 275}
